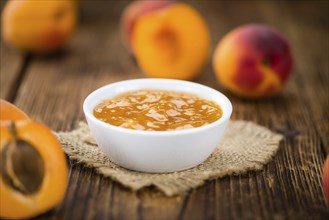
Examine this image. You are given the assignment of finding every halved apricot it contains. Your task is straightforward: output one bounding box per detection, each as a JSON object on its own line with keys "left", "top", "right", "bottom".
{"left": 0, "top": 121, "right": 68, "bottom": 219}
{"left": 132, "top": 3, "right": 210, "bottom": 80}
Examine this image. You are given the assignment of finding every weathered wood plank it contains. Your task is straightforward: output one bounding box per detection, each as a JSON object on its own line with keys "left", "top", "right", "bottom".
{"left": 0, "top": 41, "right": 27, "bottom": 101}
{"left": 281, "top": 1, "right": 329, "bottom": 155}
{"left": 0, "top": 1, "right": 29, "bottom": 102}
{"left": 138, "top": 188, "right": 185, "bottom": 220}
{"left": 109, "top": 183, "right": 139, "bottom": 220}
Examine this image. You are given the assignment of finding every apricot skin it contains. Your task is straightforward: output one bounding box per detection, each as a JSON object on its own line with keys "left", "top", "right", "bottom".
{"left": 213, "top": 24, "right": 293, "bottom": 98}
{"left": 1, "top": 0, "right": 77, "bottom": 53}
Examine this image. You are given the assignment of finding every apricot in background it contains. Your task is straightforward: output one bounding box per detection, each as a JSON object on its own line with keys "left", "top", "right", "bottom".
{"left": 1, "top": 0, "right": 77, "bottom": 53}
{"left": 120, "top": 1, "right": 211, "bottom": 80}
{"left": 213, "top": 24, "right": 293, "bottom": 98}
{"left": 120, "top": 0, "right": 173, "bottom": 52}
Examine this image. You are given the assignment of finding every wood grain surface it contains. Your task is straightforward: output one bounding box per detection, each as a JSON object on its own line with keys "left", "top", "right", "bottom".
{"left": 1, "top": 1, "right": 328, "bottom": 219}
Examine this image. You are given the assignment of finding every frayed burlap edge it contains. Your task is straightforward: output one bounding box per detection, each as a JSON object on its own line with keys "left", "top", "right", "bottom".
{"left": 56, "top": 121, "right": 283, "bottom": 196}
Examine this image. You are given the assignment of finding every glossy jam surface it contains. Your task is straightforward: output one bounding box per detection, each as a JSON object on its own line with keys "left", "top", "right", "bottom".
{"left": 93, "top": 89, "right": 222, "bottom": 131}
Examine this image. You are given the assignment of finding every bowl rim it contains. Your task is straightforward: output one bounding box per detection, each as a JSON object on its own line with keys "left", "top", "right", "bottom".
{"left": 83, "top": 78, "right": 233, "bottom": 136}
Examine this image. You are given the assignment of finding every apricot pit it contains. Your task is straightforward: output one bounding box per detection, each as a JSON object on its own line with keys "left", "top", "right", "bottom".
{"left": 1, "top": 132, "right": 44, "bottom": 195}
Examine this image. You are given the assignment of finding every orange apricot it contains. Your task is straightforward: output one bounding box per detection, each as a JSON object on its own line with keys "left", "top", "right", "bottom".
{"left": 120, "top": 0, "right": 173, "bottom": 53}
{"left": 132, "top": 3, "right": 210, "bottom": 80}
{"left": 1, "top": 0, "right": 77, "bottom": 53}
{"left": 0, "top": 121, "right": 68, "bottom": 219}
{"left": 0, "top": 99, "right": 29, "bottom": 123}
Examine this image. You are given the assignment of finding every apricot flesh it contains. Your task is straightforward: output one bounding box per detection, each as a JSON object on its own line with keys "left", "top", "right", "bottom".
{"left": 1, "top": 0, "right": 77, "bottom": 53}
{"left": 0, "top": 121, "right": 68, "bottom": 219}
{"left": 213, "top": 24, "right": 293, "bottom": 98}
{"left": 132, "top": 3, "right": 210, "bottom": 80}
{"left": 120, "top": 0, "right": 173, "bottom": 52}
{"left": 0, "top": 101, "right": 68, "bottom": 219}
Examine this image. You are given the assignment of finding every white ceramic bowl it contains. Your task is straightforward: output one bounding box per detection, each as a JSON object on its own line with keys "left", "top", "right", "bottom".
{"left": 83, "top": 79, "right": 232, "bottom": 173}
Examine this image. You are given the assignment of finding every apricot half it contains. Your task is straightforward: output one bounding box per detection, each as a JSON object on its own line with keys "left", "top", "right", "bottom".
{"left": 1, "top": 0, "right": 77, "bottom": 53}
{"left": 0, "top": 121, "right": 68, "bottom": 218}
{"left": 131, "top": 2, "right": 210, "bottom": 80}
{"left": 120, "top": 0, "right": 173, "bottom": 52}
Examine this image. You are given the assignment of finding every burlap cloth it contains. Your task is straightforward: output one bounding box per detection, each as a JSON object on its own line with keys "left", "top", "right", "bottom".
{"left": 56, "top": 121, "right": 283, "bottom": 196}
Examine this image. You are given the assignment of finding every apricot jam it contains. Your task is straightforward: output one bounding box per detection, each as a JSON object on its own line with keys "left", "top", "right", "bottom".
{"left": 93, "top": 90, "right": 222, "bottom": 131}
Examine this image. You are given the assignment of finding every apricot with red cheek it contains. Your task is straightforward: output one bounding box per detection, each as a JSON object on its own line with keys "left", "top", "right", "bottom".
{"left": 213, "top": 24, "right": 293, "bottom": 98}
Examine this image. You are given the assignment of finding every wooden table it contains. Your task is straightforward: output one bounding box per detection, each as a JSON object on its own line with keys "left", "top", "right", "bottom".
{"left": 1, "top": 1, "right": 328, "bottom": 219}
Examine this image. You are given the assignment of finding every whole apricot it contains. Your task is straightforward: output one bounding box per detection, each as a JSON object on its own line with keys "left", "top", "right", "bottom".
{"left": 1, "top": 0, "right": 77, "bottom": 53}
{"left": 213, "top": 24, "right": 293, "bottom": 98}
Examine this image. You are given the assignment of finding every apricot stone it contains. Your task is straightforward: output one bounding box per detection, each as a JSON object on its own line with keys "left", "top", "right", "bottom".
{"left": 213, "top": 24, "right": 293, "bottom": 98}
{"left": 1, "top": 0, "right": 77, "bottom": 53}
